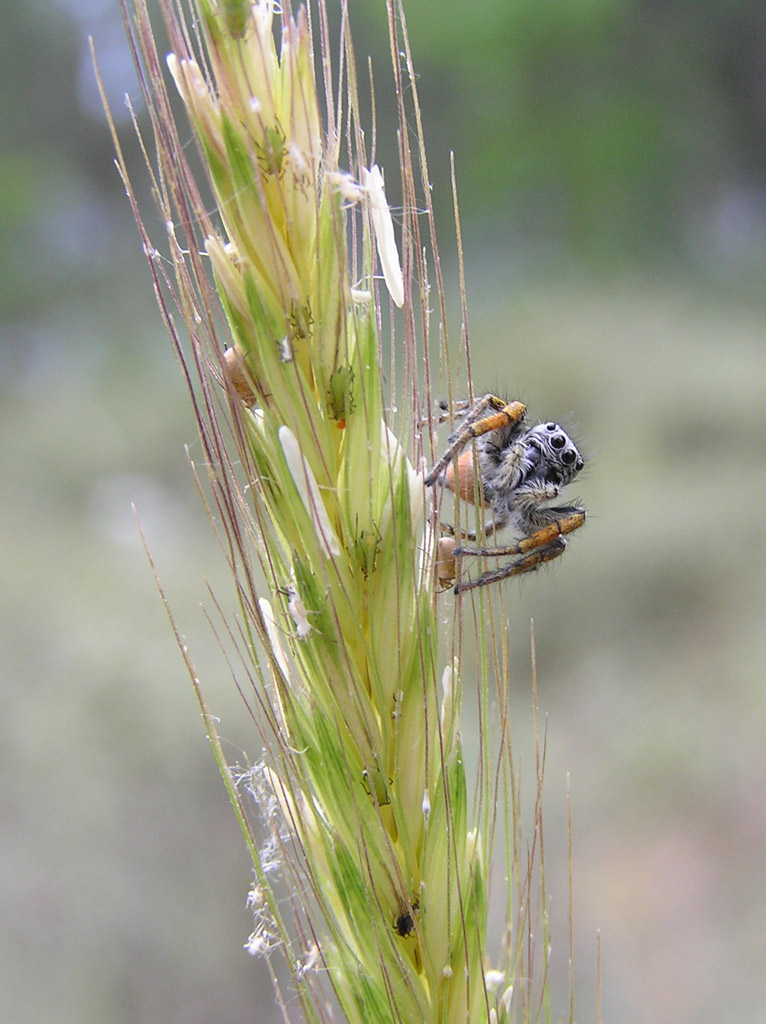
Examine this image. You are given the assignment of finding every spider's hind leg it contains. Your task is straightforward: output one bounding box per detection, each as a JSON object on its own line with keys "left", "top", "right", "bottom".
{"left": 452, "top": 507, "right": 586, "bottom": 593}
{"left": 440, "top": 513, "right": 507, "bottom": 543}
{"left": 455, "top": 507, "right": 585, "bottom": 559}
{"left": 454, "top": 536, "right": 568, "bottom": 592}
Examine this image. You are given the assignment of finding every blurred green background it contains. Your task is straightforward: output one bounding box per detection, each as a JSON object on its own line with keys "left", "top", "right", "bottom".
{"left": 3, "top": 1, "right": 766, "bottom": 1022}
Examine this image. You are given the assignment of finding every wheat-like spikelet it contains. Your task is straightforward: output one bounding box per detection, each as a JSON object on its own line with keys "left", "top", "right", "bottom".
{"left": 98, "top": 1, "right": 570, "bottom": 1021}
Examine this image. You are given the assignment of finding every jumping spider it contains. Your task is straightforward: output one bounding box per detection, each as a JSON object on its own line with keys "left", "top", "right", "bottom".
{"left": 425, "top": 394, "right": 586, "bottom": 593}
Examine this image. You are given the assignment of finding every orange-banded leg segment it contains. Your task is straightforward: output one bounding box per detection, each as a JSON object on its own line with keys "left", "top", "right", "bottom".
{"left": 453, "top": 510, "right": 586, "bottom": 593}
{"left": 454, "top": 539, "right": 566, "bottom": 592}
{"left": 424, "top": 396, "right": 527, "bottom": 488}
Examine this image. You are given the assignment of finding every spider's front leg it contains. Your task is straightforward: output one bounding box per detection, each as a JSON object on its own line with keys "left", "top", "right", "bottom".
{"left": 452, "top": 506, "right": 586, "bottom": 593}
{"left": 424, "top": 395, "right": 526, "bottom": 488}
{"left": 455, "top": 502, "right": 586, "bottom": 559}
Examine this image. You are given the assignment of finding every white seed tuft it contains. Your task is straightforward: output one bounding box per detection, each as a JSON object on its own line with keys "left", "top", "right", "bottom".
{"left": 279, "top": 426, "right": 341, "bottom": 557}
{"left": 258, "top": 598, "right": 290, "bottom": 677}
{"left": 484, "top": 969, "right": 505, "bottom": 992}
{"left": 500, "top": 985, "right": 514, "bottom": 1012}
{"left": 362, "top": 165, "right": 404, "bottom": 308}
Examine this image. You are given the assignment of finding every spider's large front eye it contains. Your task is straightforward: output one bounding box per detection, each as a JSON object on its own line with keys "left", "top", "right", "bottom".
{"left": 550, "top": 433, "right": 566, "bottom": 450}
{"left": 561, "top": 448, "right": 577, "bottom": 465}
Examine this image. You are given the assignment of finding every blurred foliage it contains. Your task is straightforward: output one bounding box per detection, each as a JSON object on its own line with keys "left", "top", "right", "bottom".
{"left": 350, "top": 0, "right": 766, "bottom": 269}
{"left": 3, "top": 0, "right": 766, "bottom": 308}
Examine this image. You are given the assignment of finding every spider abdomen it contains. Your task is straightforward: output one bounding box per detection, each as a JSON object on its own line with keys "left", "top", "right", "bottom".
{"left": 445, "top": 450, "right": 484, "bottom": 504}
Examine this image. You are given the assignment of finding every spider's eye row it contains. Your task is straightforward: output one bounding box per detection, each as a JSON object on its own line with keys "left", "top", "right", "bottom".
{"left": 561, "top": 448, "right": 577, "bottom": 465}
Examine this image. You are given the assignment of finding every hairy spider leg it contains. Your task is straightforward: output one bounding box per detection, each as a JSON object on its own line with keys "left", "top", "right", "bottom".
{"left": 454, "top": 538, "right": 567, "bottom": 592}
{"left": 454, "top": 510, "right": 586, "bottom": 558}
{"left": 419, "top": 394, "right": 503, "bottom": 446}
{"left": 424, "top": 396, "right": 527, "bottom": 488}
{"left": 452, "top": 510, "right": 586, "bottom": 593}
{"left": 445, "top": 393, "right": 509, "bottom": 434}
{"left": 433, "top": 396, "right": 472, "bottom": 424}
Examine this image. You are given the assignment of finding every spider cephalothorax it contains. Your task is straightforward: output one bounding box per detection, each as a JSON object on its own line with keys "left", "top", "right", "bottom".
{"left": 425, "top": 395, "right": 586, "bottom": 592}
